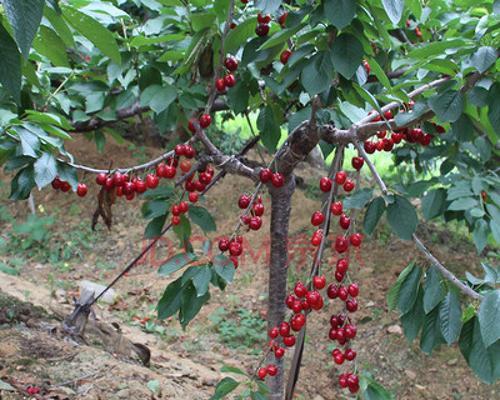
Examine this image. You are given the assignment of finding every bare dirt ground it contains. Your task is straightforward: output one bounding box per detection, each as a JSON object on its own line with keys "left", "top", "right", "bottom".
{"left": 0, "top": 136, "right": 498, "bottom": 399}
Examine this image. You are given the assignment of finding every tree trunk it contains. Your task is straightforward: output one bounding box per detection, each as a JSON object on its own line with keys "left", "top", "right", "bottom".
{"left": 267, "top": 176, "right": 295, "bottom": 400}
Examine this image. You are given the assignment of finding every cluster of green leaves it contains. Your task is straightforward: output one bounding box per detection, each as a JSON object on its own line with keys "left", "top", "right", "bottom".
{"left": 388, "top": 262, "right": 499, "bottom": 384}
{"left": 156, "top": 250, "right": 235, "bottom": 328}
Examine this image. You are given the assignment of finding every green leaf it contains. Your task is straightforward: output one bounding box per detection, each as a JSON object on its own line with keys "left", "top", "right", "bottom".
{"left": 301, "top": 51, "right": 334, "bottom": 95}
{"left": 33, "top": 26, "right": 69, "bottom": 67}
{"left": 470, "top": 46, "right": 497, "bottom": 73}
{"left": 331, "top": 33, "right": 363, "bottom": 79}
{"left": 407, "top": 39, "right": 466, "bottom": 60}
{"left": 44, "top": 5, "right": 75, "bottom": 47}
{"left": 144, "top": 215, "right": 167, "bottom": 239}
{"left": 189, "top": 206, "right": 216, "bottom": 233}
{"left": 258, "top": 24, "right": 304, "bottom": 51}
{"left": 439, "top": 291, "right": 462, "bottom": 345}
{"left": 422, "top": 188, "right": 446, "bottom": 220}
{"left": 394, "top": 102, "right": 428, "bottom": 127}
{"left": 158, "top": 252, "right": 197, "bottom": 276}
{"left": 367, "top": 57, "right": 391, "bottom": 89}
{"left": 157, "top": 277, "right": 183, "bottom": 319}
{"left": 386, "top": 195, "right": 418, "bottom": 240}
{"left": 141, "top": 200, "right": 168, "bottom": 220}
{"left": 173, "top": 214, "right": 191, "bottom": 244}
{"left": 257, "top": 105, "right": 282, "bottom": 152}
{"left": 382, "top": 0, "right": 404, "bottom": 25}
{"left": 0, "top": 379, "right": 16, "bottom": 391}
{"left": 473, "top": 219, "right": 488, "bottom": 253}
{"left": 364, "top": 197, "right": 386, "bottom": 235}
{"left": 213, "top": 254, "right": 235, "bottom": 284}
{"left": 487, "top": 83, "right": 500, "bottom": 129}
{"left": 16, "top": 127, "right": 40, "bottom": 157}
{"left": 0, "top": 23, "right": 22, "bottom": 102}
{"left": 221, "top": 365, "right": 247, "bottom": 375}
{"left": 10, "top": 165, "right": 35, "bottom": 200}
{"left": 140, "top": 85, "right": 177, "bottom": 114}
{"left": 0, "top": 262, "right": 19, "bottom": 276}
{"left": 192, "top": 266, "right": 211, "bottom": 297}
{"left": 420, "top": 307, "right": 445, "bottom": 354}
{"left": 225, "top": 18, "right": 255, "bottom": 55}
{"left": 33, "top": 152, "right": 57, "bottom": 189}
{"left": 448, "top": 197, "right": 477, "bottom": 211}
{"left": 478, "top": 290, "right": 500, "bottom": 348}
{"left": 3, "top": 0, "right": 45, "bottom": 58}
{"left": 423, "top": 266, "right": 445, "bottom": 314}
{"left": 398, "top": 263, "right": 422, "bottom": 315}
{"left": 401, "top": 287, "right": 425, "bottom": 342}
{"left": 429, "top": 90, "right": 464, "bottom": 123}
{"left": 191, "top": 12, "right": 216, "bottom": 32}
{"left": 62, "top": 5, "right": 121, "bottom": 64}
{"left": 344, "top": 188, "right": 373, "bottom": 210}
{"left": 387, "top": 262, "right": 415, "bottom": 311}
{"left": 179, "top": 282, "right": 210, "bottom": 327}
{"left": 210, "top": 377, "right": 240, "bottom": 400}
{"left": 323, "top": 0, "right": 356, "bottom": 29}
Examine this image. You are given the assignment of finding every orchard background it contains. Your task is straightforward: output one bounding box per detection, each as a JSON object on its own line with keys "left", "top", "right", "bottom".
{"left": 0, "top": 0, "right": 498, "bottom": 399}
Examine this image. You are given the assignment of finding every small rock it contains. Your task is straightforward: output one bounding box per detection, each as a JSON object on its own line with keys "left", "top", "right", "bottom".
{"left": 116, "top": 389, "right": 130, "bottom": 398}
{"left": 405, "top": 370, "right": 417, "bottom": 380}
{"left": 79, "top": 280, "right": 118, "bottom": 304}
{"left": 366, "top": 301, "right": 376, "bottom": 308}
{"left": 313, "top": 396, "right": 326, "bottom": 400}
{"left": 54, "top": 289, "right": 67, "bottom": 303}
{"left": 447, "top": 358, "right": 458, "bottom": 366}
{"left": 416, "top": 384, "right": 426, "bottom": 391}
{"left": 387, "top": 325, "right": 403, "bottom": 335}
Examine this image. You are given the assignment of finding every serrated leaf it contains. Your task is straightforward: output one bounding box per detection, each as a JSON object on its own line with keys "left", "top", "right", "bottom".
{"left": 420, "top": 307, "right": 445, "bottom": 354}
{"left": 423, "top": 266, "right": 446, "bottom": 314}
{"left": 344, "top": 188, "right": 373, "bottom": 209}
{"left": 387, "top": 195, "right": 418, "bottom": 240}
{"left": 398, "top": 263, "right": 422, "bottom": 315}
{"left": 439, "top": 291, "right": 462, "bottom": 345}
{"left": 429, "top": 90, "right": 464, "bottom": 123}
{"left": 364, "top": 197, "right": 386, "bottom": 235}
{"left": 382, "top": 0, "right": 404, "bottom": 25}
{"left": 323, "top": 0, "right": 356, "bottom": 29}
{"left": 401, "top": 287, "right": 425, "bottom": 342}
{"left": 422, "top": 188, "right": 447, "bottom": 220}
{"left": 387, "top": 262, "right": 415, "bottom": 311}
{"left": 140, "top": 85, "right": 177, "bottom": 114}
{"left": 301, "top": 51, "right": 334, "bottom": 95}
{"left": 34, "top": 152, "right": 57, "bottom": 189}
{"left": 192, "top": 266, "right": 211, "bottom": 297}
{"left": 158, "top": 252, "right": 197, "bottom": 276}
{"left": 331, "top": 33, "right": 363, "bottom": 79}
{"left": 470, "top": 46, "right": 497, "bottom": 73}
{"left": 213, "top": 254, "right": 235, "bottom": 284}
{"left": 210, "top": 377, "right": 240, "bottom": 400}
{"left": 478, "top": 290, "right": 500, "bottom": 348}
{"left": 157, "top": 277, "right": 183, "bottom": 319}
{"left": 0, "top": 23, "right": 22, "bottom": 102}
{"left": 189, "top": 206, "right": 216, "bottom": 233}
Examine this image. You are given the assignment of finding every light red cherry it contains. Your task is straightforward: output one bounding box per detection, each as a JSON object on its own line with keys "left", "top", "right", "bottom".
{"left": 294, "top": 282, "right": 307, "bottom": 298}
{"left": 257, "top": 367, "right": 268, "bottom": 380}
{"left": 313, "top": 275, "right": 326, "bottom": 290}
{"left": 188, "top": 192, "right": 199, "bottom": 203}
{"left": 343, "top": 179, "right": 355, "bottom": 192}
{"left": 199, "top": 114, "right": 212, "bottom": 128}
{"left": 249, "top": 216, "right": 262, "bottom": 230}
{"left": 146, "top": 174, "right": 159, "bottom": 189}
{"left": 280, "top": 50, "right": 292, "bottom": 64}
{"left": 283, "top": 335, "right": 296, "bottom": 347}
{"left": 351, "top": 157, "right": 364, "bottom": 170}
{"left": 267, "top": 364, "right": 278, "bottom": 377}
{"left": 215, "top": 78, "right": 226, "bottom": 92}
{"left": 218, "top": 238, "right": 230, "bottom": 252}
{"left": 259, "top": 168, "right": 272, "bottom": 183}
{"left": 224, "top": 74, "right": 236, "bottom": 88}
{"left": 271, "top": 172, "right": 285, "bottom": 188}
{"left": 330, "top": 201, "right": 343, "bottom": 216}
{"left": 336, "top": 258, "right": 349, "bottom": 274}
{"left": 350, "top": 233, "right": 362, "bottom": 247}
{"left": 224, "top": 56, "right": 238, "bottom": 71}
{"left": 76, "top": 183, "right": 88, "bottom": 197}
{"left": 339, "top": 214, "right": 351, "bottom": 230}
{"left": 96, "top": 173, "right": 107, "bottom": 186}
{"left": 319, "top": 176, "right": 332, "bottom": 192}
{"left": 335, "top": 236, "right": 349, "bottom": 253}
{"left": 311, "top": 211, "right": 325, "bottom": 226}
{"left": 335, "top": 171, "right": 347, "bottom": 185}
{"left": 348, "top": 283, "right": 359, "bottom": 297}
{"left": 229, "top": 241, "right": 243, "bottom": 257}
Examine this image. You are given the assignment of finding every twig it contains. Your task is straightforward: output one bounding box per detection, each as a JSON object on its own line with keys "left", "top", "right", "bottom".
{"left": 354, "top": 141, "right": 388, "bottom": 195}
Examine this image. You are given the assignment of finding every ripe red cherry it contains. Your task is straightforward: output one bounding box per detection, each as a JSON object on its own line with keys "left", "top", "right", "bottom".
{"left": 285, "top": 295, "right": 296, "bottom": 309}
{"left": 336, "top": 258, "right": 349, "bottom": 274}
{"left": 339, "top": 374, "right": 349, "bottom": 388}
{"left": 60, "top": 182, "right": 71, "bottom": 192}
{"left": 335, "top": 236, "right": 349, "bottom": 253}
{"left": 224, "top": 56, "right": 238, "bottom": 71}
{"left": 96, "top": 173, "right": 107, "bottom": 186}
{"left": 376, "top": 140, "right": 385, "bottom": 151}
{"left": 377, "top": 130, "right": 387, "bottom": 139}
{"left": 171, "top": 204, "right": 181, "bottom": 216}
{"left": 351, "top": 157, "right": 364, "bottom": 170}
{"left": 269, "top": 327, "right": 279, "bottom": 339}
{"left": 215, "top": 78, "right": 226, "bottom": 92}
{"left": 384, "top": 110, "right": 393, "bottom": 120}
{"left": 267, "top": 364, "right": 278, "bottom": 377}
{"left": 278, "top": 12, "right": 288, "bottom": 27}
{"left": 335, "top": 171, "right": 347, "bottom": 185}
{"left": 313, "top": 275, "right": 326, "bottom": 290}
{"left": 345, "top": 348, "right": 357, "bottom": 361}
{"left": 338, "top": 286, "right": 348, "bottom": 301}
{"left": 224, "top": 74, "right": 236, "bottom": 88}
{"left": 135, "top": 178, "right": 147, "bottom": 193}
{"left": 238, "top": 194, "right": 251, "bottom": 209}
{"left": 311, "top": 230, "right": 323, "bottom": 246}
{"left": 257, "top": 13, "right": 271, "bottom": 24}
{"left": 364, "top": 141, "right": 376, "bottom": 154}
{"left": 392, "top": 132, "right": 403, "bottom": 144}
{"left": 345, "top": 325, "right": 357, "bottom": 340}
{"left": 330, "top": 201, "right": 343, "bottom": 216}
{"left": 294, "top": 282, "right": 307, "bottom": 298}
{"left": 274, "top": 347, "right": 285, "bottom": 358}
{"left": 172, "top": 215, "right": 181, "bottom": 225}
{"left": 163, "top": 165, "right": 176, "bottom": 179}
{"left": 218, "top": 238, "right": 230, "bottom": 252}
{"left": 279, "top": 321, "right": 290, "bottom": 337}
{"left": 339, "top": 214, "right": 351, "bottom": 230}
{"left": 383, "top": 138, "right": 394, "bottom": 152}
{"left": 257, "top": 367, "right": 267, "bottom": 380}
{"left": 280, "top": 49, "right": 292, "bottom": 64}
{"left": 113, "top": 172, "right": 125, "bottom": 187}
{"left": 51, "top": 177, "right": 62, "bottom": 190}
{"left": 175, "top": 144, "right": 186, "bottom": 156}
{"left": 188, "top": 192, "right": 199, "bottom": 203}
{"left": 363, "top": 60, "right": 371, "bottom": 75}
{"left": 290, "top": 313, "right": 306, "bottom": 331}
{"left": 76, "top": 183, "right": 88, "bottom": 197}
{"left": 180, "top": 159, "right": 192, "bottom": 173}
{"left": 104, "top": 177, "right": 114, "bottom": 190}
{"left": 259, "top": 168, "right": 272, "bottom": 183}
{"left": 348, "top": 283, "right": 359, "bottom": 297}
{"left": 319, "top": 176, "right": 332, "bottom": 192}
{"left": 333, "top": 352, "right": 345, "bottom": 365}
{"left": 311, "top": 211, "right": 325, "bottom": 226}
{"left": 253, "top": 202, "right": 265, "bottom": 216}
{"left": 350, "top": 233, "right": 362, "bottom": 247}
{"left": 146, "top": 174, "right": 159, "bottom": 189}
{"left": 335, "top": 271, "right": 345, "bottom": 283}
{"left": 283, "top": 335, "right": 296, "bottom": 347}
{"left": 123, "top": 181, "right": 134, "bottom": 195}
{"left": 185, "top": 145, "right": 196, "bottom": 159}
{"left": 306, "top": 290, "right": 322, "bottom": 309}
{"left": 249, "top": 216, "right": 262, "bottom": 230}
{"left": 229, "top": 241, "right": 243, "bottom": 256}
{"left": 271, "top": 172, "right": 285, "bottom": 188}
{"left": 199, "top": 114, "right": 212, "bottom": 128}
{"left": 435, "top": 124, "right": 445, "bottom": 134}
{"left": 255, "top": 23, "right": 270, "bottom": 36}
{"left": 343, "top": 179, "right": 355, "bottom": 192}
{"left": 178, "top": 201, "right": 189, "bottom": 213}
{"left": 346, "top": 299, "right": 358, "bottom": 312}
{"left": 327, "top": 284, "right": 339, "bottom": 299}
{"left": 421, "top": 133, "right": 432, "bottom": 146}
{"left": 188, "top": 118, "right": 197, "bottom": 133}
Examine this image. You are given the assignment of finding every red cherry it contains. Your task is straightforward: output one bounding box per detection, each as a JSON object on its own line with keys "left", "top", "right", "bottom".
{"left": 188, "top": 119, "right": 197, "bottom": 133}
{"left": 364, "top": 141, "right": 376, "bottom": 154}
{"left": 278, "top": 12, "right": 288, "bottom": 27}
{"left": 123, "top": 181, "right": 134, "bottom": 195}
{"left": 377, "top": 130, "right": 387, "bottom": 139}
{"left": 345, "top": 324, "right": 357, "bottom": 339}
{"left": 311, "top": 230, "right": 323, "bottom": 246}
{"left": 171, "top": 215, "right": 181, "bottom": 225}
{"left": 306, "top": 290, "right": 322, "bottom": 310}
{"left": 339, "top": 214, "right": 351, "bottom": 230}
{"left": 171, "top": 205, "right": 181, "bottom": 216}
{"left": 363, "top": 59, "right": 371, "bottom": 75}
{"left": 343, "top": 179, "right": 355, "bottom": 192}
{"left": 335, "top": 171, "right": 347, "bottom": 185}
{"left": 335, "top": 271, "right": 345, "bottom": 283}
{"left": 249, "top": 216, "right": 262, "bottom": 230}
{"left": 267, "top": 364, "right": 278, "bottom": 377}
{"left": 269, "top": 327, "right": 279, "bottom": 339}
{"left": 327, "top": 284, "right": 339, "bottom": 299}
{"left": 51, "top": 177, "right": 62, "bottom": 190}
{"left": 199, "top": 171, "right": 212, "bottom": 184}
{"left": 382, "top": 138, "right": 394, "bottom": 152}
{"left": 96, "top": 173, "right": 107, "bottom": 186}
{"left": 229, "top": 241, "right": 243, "bottom": 256}
{"left": 336, "top": 258, "right": 349, "bottom": 274}
{"left": 163, "top": 165, "right": 176, "bottom": 179}
{"left": 60, "top": 181, "right": 71, "bottom": 192}
{"left": 280, "top": 50, "right": 292, "bottom": 64}
{"left": 180, "top": 159, "right": 192, "bottom": 173}
{"left": 114, "top": 172, "right": 126, "bottom": 187}
{"left": 290, "top": 313, "right": 306, "bottom": 331}
{"left": 274, "top": 347, "right": 285, "bottom": 358}
{"left": 146, "top": 174, "right": 159, "bottom": 189}
{"left": 285, "top": 295, "right": 296, "bottom": 309}
{"left": 338, "top": 286, "right": 349, "bottom": 301}
{"left": 435, "top": 124, "right": 445, "bottom": 134}
{"left": 224, "top": 74, "right": 236, "bottom": 88}
{"left": 345, "top": 348, "right": 357, "bottom": 361}
{"left": 311, "top": 211, "right": 325, "bottom": 226}
{"left": 175, "top": 144, "right": 186, "bottom": 156}
{"left": 188, "top": 192, "right": 199, "bottom": 203}
{"left": 330, "top": 201, "right": 343, "bottom": 216}
{"left": 238, "top": 194, "right": 251, "bottom": 209}
{"left": 319, "top": 176, "right": 332, "bottom": 192}
{"left": 335, "top": 236, "right": 349, "bottom": 253}
{"left": 348, "top": 283, "right": 359, "bottom": 297}
{"left": 351, "top": 157, "right": 364, "bottom": 170}
{"left": 333, "top": 353, "right": 345, "bottom": 365}
{"left": 294, "top": 282, "right": 307, "bottom": 298}
{"left": 384, "top": 110, "right": 393, "bottom": 120}
{"left": 135, "top": 179, "right": 147, "bottom": 193}
{"left": 178, "top": 201, "right": 189, "bottom": 213}
{"left": 104, "top": 177, "right": 114, "bottom": 191}
{"left": 259, "top": 168, "right": 273, "bottom": 183}
{"left": 255, "top": 23, "right": 270, "bottom": 37}
{"left": 346, "top": 299, "right": 358, "bottom": 312}
{"left": 257, "top": 13, "right": 271, "bottom": 24}
{"left": 184, "top": 145, "right": 196, "bottom": 159}
{"left": 350, "top": 233, "right": 362, "bottom": 247}
{"left": 339, "top": 374, "right": 349, "bottom": 388}
{"left": 76, "top": 183, "right": 88, "bottom": 197}
{"left": 283, "top": 335, "right": 296, "bottom": 347}
{"left": 271, "top": 172, "right": 285, "bottom": 188}
{"left": 421, "top": 133, "right": 432, "bottom": 146}
{"left": 376, "top": 140, "right": 385, "bottom": 151}
{"left": 218, "top": 238, "right": 230, "bottom": 252}
{"left": 313, "top": 275, "right": 326, "bottom": 290}
{"left": 279, "top": 321, "right": 290, "bottom": 337}
{"left": 224, "top": 56, "right": 239, "bottom": 72}
{"left": 391, "top": 132, "right": 403, "bottom": 144}
{"left": 253, "top": 202, "right": 265, "bottom": 216}
{"left": 257, "top": 367, "right": 267, "bottom": 380}
{"left": 215, "top": 78, "right": 226, "bottom": 92}
{"left": 241, "top": 215, "right": 251, "bottom": 225}
{"left": 235, "top": 235, "right": 243, "bottom": 244}
{"left": 199, "top": 114, "right": 212, "bottom": 128}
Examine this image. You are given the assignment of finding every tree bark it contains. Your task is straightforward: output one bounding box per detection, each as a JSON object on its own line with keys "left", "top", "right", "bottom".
{"left": 267, "top": 176, "right": 296, "bottom": 400}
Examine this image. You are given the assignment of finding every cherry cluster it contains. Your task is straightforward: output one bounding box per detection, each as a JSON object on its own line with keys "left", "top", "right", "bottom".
{"left": 255, "top": 13, "right": 271, "bottom": 36}
{"left": 216, "top": 56, "right": 238, "bottom": 93}
{"left": 51, "top": 177, "right": 88, "bottom": 197}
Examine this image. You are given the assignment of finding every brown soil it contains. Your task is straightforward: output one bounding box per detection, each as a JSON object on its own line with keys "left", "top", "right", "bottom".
{"left": 0, "top": 136, "right": 497, "bottom": 399}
